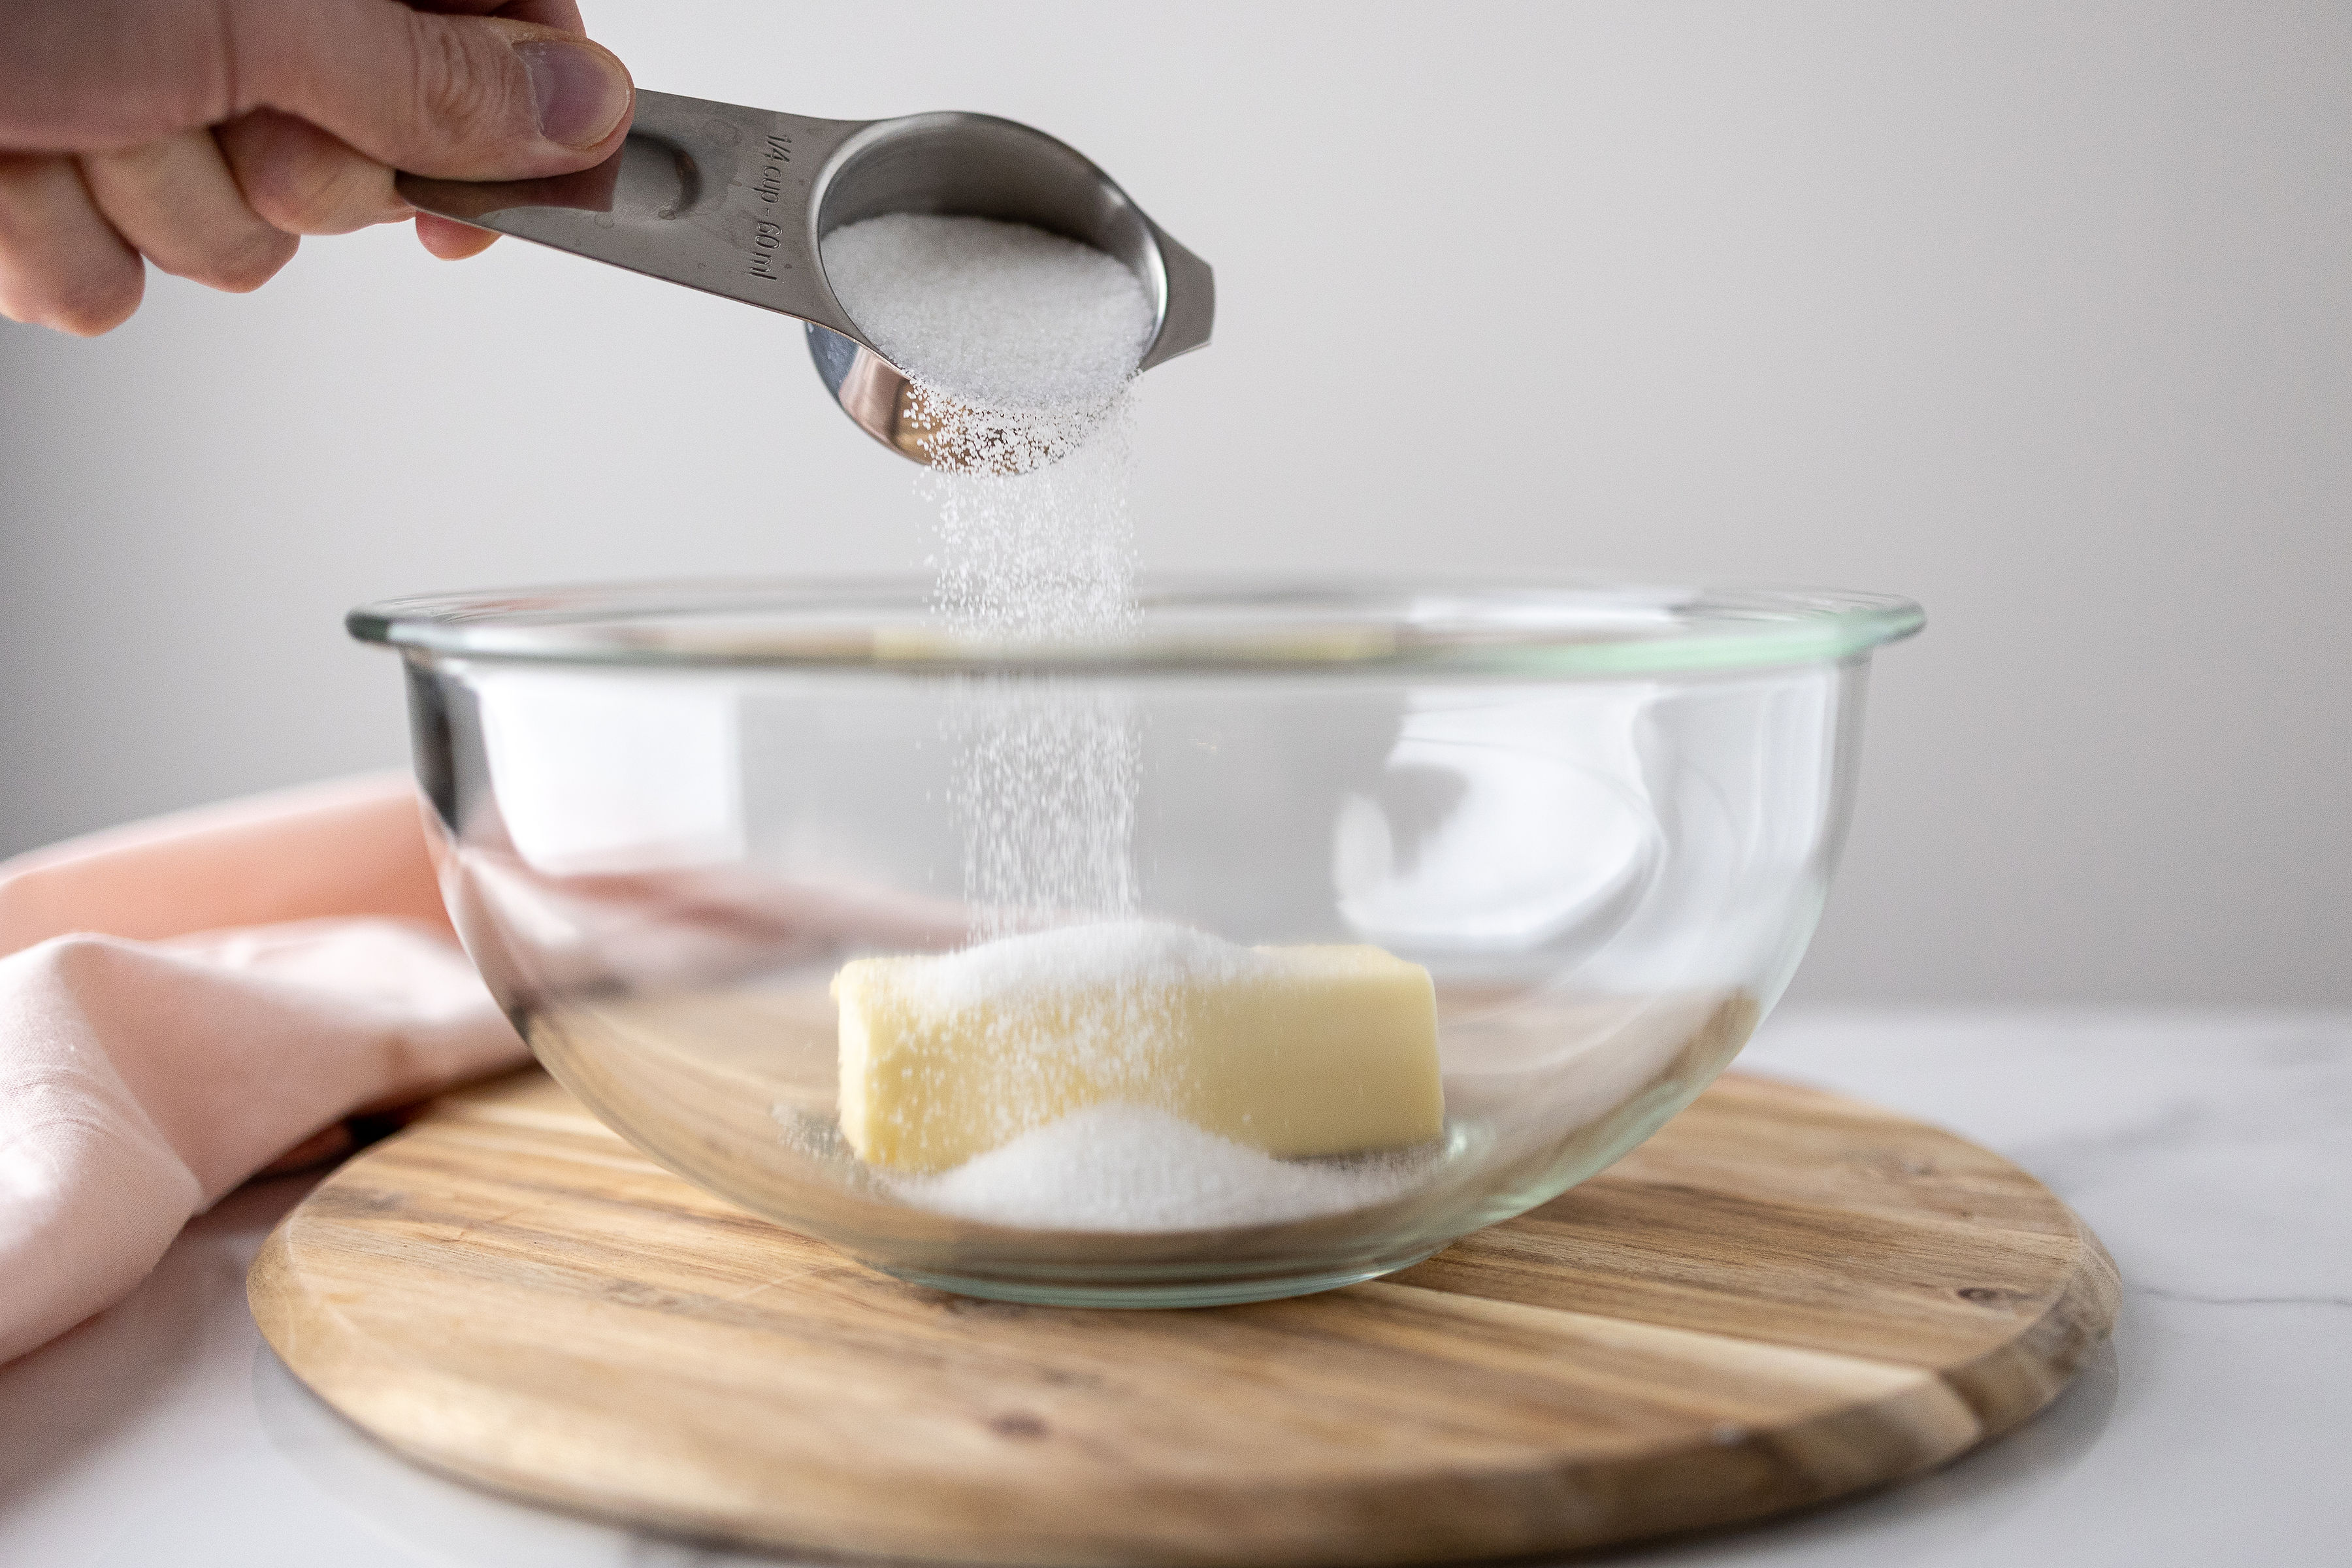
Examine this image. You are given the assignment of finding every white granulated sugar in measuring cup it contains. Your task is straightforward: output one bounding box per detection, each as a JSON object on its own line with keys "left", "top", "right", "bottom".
{"left": 819, "top": 213, "right": 1155, "bottom": 416}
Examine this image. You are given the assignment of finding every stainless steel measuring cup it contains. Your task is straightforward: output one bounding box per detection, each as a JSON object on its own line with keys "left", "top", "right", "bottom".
{"left": 397, "top": 90, "right": 1214, "bottom": 466}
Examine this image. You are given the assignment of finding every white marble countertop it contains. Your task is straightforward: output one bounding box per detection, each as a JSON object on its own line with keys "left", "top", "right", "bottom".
{"left": 3, "top": 1007, "right": 2345, "bottom": 1567}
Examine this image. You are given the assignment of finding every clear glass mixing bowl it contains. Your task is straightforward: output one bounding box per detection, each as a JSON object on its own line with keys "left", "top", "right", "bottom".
{"left": 351, "top": 578, "right": 1921, "bottom": 1305}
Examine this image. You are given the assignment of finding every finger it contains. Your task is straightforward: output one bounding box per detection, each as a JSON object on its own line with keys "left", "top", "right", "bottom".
{"left": 237, "top": 4, "right": 634, "bottom": 180}
{"left": 215, "top": 110, "right": 411, "bottom": 237}
{"left": 415, "top": 213, "right": 500, "bottom": 260}
{"left": 0, "top": 1, "right": 600, "bottom": 155}
{"left": 508, "top": 1, "right": 587, "bottom": 29}
{"left": 82, "top": 129, "right": 297, "bottom": 293}
{"left": 416, "top": 1, "right": 589, "bottom": 29}
{"left": 0, "top": 154, "right": 143, "bottom": 335}
{"left": 0, "top": 0, "right": 236, "bottom": 150}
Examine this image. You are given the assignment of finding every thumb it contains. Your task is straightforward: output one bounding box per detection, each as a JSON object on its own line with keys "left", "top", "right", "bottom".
{"left": 246, "top": 4, "right": 634, "bottom": 180}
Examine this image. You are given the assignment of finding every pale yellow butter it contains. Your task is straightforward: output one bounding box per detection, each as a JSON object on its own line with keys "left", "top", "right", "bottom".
{"left": 835, "top": 925, "right": 1443, "bottom": 1173}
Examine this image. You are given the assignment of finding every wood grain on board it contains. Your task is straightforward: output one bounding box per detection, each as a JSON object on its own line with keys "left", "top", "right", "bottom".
{"left": 249, "top": 1070, "right": 2117, "bottom": 1567}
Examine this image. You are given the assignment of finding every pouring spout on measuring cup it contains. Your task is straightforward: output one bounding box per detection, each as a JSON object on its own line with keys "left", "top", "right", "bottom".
{"left": 395, "top": 90, "right": 1214, "bottom": 466}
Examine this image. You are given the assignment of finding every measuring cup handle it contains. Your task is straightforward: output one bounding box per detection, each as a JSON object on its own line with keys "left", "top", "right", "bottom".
{"left": 395, "top": 91, "right": 875, "bottom": 344}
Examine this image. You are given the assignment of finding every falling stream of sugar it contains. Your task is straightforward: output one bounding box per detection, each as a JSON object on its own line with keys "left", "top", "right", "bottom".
{"left": 948, "top": 678, "right": 1139, "bottom": 938}
{"left": 811, "top": 215, "right": 1454, "bottom": 1232}
{"left": 822, "top": 214, "right": 1157, "bottom": 935}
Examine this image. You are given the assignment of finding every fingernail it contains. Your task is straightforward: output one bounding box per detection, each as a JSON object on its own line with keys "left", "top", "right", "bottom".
{"left": 516, "top": 40, "right": 632, "bottom": 149}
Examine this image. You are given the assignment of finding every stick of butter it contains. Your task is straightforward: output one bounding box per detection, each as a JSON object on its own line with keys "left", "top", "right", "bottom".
{"left": 835, "top": 923, "right": 1443, "bottom": 1173}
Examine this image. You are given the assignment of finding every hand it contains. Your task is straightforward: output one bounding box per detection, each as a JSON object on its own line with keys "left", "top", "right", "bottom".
{"left": 0, "top": 0, "right": 634, "bottom": 336}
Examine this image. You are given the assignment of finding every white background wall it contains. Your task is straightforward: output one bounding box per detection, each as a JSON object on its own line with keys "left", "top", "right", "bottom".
{"left": 2, "top": 1, "right": 2345, "bottom": 1004}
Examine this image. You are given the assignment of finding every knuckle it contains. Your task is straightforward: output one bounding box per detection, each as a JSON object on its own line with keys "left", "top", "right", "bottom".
{"left": 222, "top": 116, "right": 396, "bottom": 236}
{"left": 126, "top": 209, "right": 297, "bottom": 293}
{"left": 240, "top": 151, "right": 340, "bottom": 234}
{"left": 5, "top": 263, "right": 143, "bottom": 336}
{"left": 408, "top": 18, "right": 519, "bottom": 149}
{"left": 204, "top": 231, "right": 299, "bottom": 293}
{"left": 0, "top": 155, "right": 142, "bottom": 333}
{"left": 59, "top": 273, "right": 143, "bottom": 335}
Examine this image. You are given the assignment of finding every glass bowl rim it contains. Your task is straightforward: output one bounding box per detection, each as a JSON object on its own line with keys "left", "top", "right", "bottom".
{"left": 348, "top": 574, "right": 1925, "bottom": 678}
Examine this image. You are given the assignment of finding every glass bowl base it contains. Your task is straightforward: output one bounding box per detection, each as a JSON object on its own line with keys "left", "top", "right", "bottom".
{"left": 874, "top": 1247, "right": 1446, "bottom": 1309}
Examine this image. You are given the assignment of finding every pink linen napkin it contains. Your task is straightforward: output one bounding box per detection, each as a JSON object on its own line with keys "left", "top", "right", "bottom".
{"left": 0, "top": 776, "right": 528, "bottom": 1364}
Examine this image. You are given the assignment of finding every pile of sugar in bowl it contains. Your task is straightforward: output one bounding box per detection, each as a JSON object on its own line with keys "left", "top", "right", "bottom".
{"left": 893, "top": 1103, "right": 1431, "bottom": 1232}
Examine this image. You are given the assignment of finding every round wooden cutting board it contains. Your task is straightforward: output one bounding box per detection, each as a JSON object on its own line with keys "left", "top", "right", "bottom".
{"left": 249, "top": 1070, "right": 2116, "bottom": 1567}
